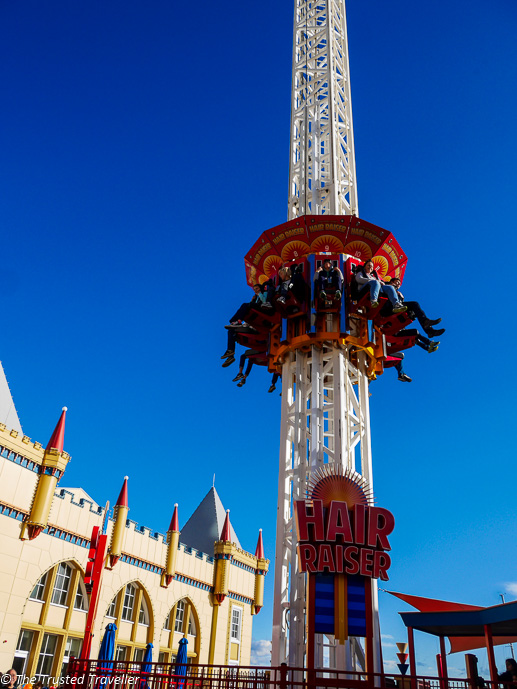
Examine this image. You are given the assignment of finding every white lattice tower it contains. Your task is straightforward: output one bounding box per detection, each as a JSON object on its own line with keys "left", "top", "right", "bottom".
{"left": 288, "top": 0, "right": 358, "bottom": 219}
{"left": 272, "top": 0, "right": 381, "bottom": 671}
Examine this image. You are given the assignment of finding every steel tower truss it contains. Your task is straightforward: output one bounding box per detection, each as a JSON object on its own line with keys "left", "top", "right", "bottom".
{"left": 272, "top": 347, "right": 380, "bottom": 668}
{"left": 273, "top": 0, "right": 380, "bottom": 671}
{"left": 288, "top": 0, "right": 358, "bottom": 219}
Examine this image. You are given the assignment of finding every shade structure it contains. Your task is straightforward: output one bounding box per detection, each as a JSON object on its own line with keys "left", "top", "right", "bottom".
{"left": 389, "top": 591, "right": 517, "bottom": 653}
{"left": 98, "top": 623, "right": 117, "bottom": 661}
{"left": 140, "top": 643, "right": 153, "bottom": 689}
{"left": 244, "top": 214, "right": 408, "bottom": 286}
{"left": 174, "top": 638, "right": 188, "bottom": 689}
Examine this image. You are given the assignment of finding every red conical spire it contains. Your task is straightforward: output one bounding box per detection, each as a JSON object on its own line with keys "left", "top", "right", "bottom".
{"left": 169, "top": 503, "right": 179, "bottom": 532}
{"left": 116, "top": 476, "right": 129, "bottom": 508}
{"left": 45, "top": 407, "right": 67, "bottom": 453}
{"left": 220, "top": 509, "right": 231, "bottom": 542}
{"left": 255, "top": 529, "right": 264, "bottom": 559}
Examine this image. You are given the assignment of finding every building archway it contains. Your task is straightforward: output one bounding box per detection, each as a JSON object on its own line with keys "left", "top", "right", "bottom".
{"left": 103, "top": 581, "right": 154, "bottom": 662}
{"left": 13, "top": 559, "right": 89, "bottom": 683}
{"left": 158, "top": 597, "right": 200, "bottom": 665}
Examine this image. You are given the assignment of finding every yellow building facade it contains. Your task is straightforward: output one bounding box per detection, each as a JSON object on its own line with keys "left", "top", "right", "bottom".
{"left": 0, "top": 399, "right": 268, "bottom": 681}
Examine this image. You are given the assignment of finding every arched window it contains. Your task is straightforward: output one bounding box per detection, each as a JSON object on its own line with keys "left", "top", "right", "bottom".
{"left": 103, "top": 582, "right": 153, "bottom": 661}
{"left": 158, "top": 598, "right": 200, "bottom": 666}
{"left": 14, "top": 561, "right": 88, "bottom": 683}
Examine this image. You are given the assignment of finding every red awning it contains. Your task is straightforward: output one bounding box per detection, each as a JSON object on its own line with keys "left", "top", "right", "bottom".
{"left": 388, "top": 590, "right": 517, "bottom": 653}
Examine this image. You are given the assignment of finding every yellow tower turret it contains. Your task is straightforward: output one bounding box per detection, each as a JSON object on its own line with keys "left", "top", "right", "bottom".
{"left": 161, "top": 503, "right": 180, "bottom": 587}
{"left": 108, "top": 476, "right": 129, "bottom": 567}
{"left": 213, "top": 509, "right": 234, "bottom": 605}
{"left": 23, "top": 407, "right": 70, "bottom": 540}
{"left": 252, "top": 529, "right": 269, "bottom": 614}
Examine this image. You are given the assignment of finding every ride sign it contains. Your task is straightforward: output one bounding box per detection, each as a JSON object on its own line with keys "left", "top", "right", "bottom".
{"left": 294, "top": 498, "right": 394, "bottom": 581}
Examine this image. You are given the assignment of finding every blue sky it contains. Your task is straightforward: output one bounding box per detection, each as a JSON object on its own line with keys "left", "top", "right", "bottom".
{"left": 1, "top": 0, "right": 517, "bottom": 674}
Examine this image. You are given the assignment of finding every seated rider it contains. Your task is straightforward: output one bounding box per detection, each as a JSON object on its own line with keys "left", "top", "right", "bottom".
{"left": 354, "top": 260, "right": 407, "bottom": 313}
{"left": 276, "top": 267, "right": 291, "bottom": 304}
{"left": 315, "top": 258, "right": 342, "bottom": 301}
{"left": 221, "top": 284, "right": 270, "bottom": 365}
{"left": 228, "top": 284, "right": 273, "bottom": 326}
{"left": 383, "top": 277, "right": 445, "bottom": 338}
{"left": 276, "top": 266, "right": 307, "bottom": 305}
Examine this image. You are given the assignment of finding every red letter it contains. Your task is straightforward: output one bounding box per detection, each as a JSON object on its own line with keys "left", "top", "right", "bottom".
{"left": 326, "top": 501, "right": 353, "bottom": 542}
{"left": 335, "top": 544, "right": 344, "bottom": 573}
{"left": 359, "top": 548, "right": 374, "bottom": 577}
{"left": 344, "top": 546, "right": 359, "bottom": 575}
{"left": 353, "top": 504, "right": 366, "bottom": 545}
{"left": 367, "top": 507, "right": 395, "bottom": 549}
{"left": 373, "top": 552, "right": 391, "bottom": 581}
{"left": 298, "top": 544, "right": 317, "bottom": 572}
{"left": 318, "top": 544, "right": 336, "bottom": 573}
{"left": 295, "top": 500, "right": 325, "bottom": 541}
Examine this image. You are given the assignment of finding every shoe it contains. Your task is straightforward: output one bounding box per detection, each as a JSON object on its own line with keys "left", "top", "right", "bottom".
{"left": 222, "top": 356, "right": 235, "bottom": 368}
{"left": 398, "top": 373, "right": 412, "bottom": 382}
{"left": 335, "top": 290, "right": 341, "bottom": 300}
{"left": 370, "top": 300, "right": 379, "bottom": 308}
{"left": 425, "top": 317, "right": 442, "bottom": 327}
{"left": 241, "top": 323, "right": 258, "bottom": 332}
{"left": 268, "top": 384, "right": 276, "bottom": 393}
{"left": 320, "top": 291, "right": 327, "bottom": 300}
{"left": 261, "top": 302, "right": 273, "bottom": 309}
{"left": 237, "top": 378, "right": 246, "bottom": 387}
{"left": 221, "top": 349, "right": 234, "bottom": 359}
{"left": 277, "top": 297, "right": 286, "bottom": 304}
{"left": 428, "top": 342, "right": 439, "bottom": 353}
{"left": 392, "top": 303, "right": 407, "bottom": 313}
{"left": 426, "top": 327, "right": 445, "bottom": 337}
{"left": 225, "top": 322, "right": 242, "bottom": 329}
{"left": 233, "top": 373, "right": 245, "bottom": 382}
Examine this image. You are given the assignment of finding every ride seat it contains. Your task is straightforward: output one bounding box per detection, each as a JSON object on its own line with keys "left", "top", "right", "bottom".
{"left": 234, "top": 331, "right": 268, "bottom": 349}
{"left": 314, "top": 285, "right": 341, "bottom": 314}
{"left": 377, "top": 310, "right": 415, "bottom": 336}
{"left": 384, "top": 353, "right": 404, "bottom": 369}
{"left": 384, "top": 332, "right": 416, "bottom": 355}
{"left": 273, "top": 290, "right": 306, "bottom": 318}
{"left": 246, "top": 351, "right": 268, "bottom": 367}
{"left": 245, "top": 305, "right": 280, "bottom": 331}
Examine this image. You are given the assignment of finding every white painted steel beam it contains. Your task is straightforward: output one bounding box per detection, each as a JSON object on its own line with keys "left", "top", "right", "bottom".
{"left": 288, "top": 0, "right": 358, "bottom": 218}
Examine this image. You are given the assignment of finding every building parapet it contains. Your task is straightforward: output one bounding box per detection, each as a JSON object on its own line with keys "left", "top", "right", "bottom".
{"left": 54, "top": 488, "right": 104, "bottom": 515}
{"left": 0, "top": 423, "right": 70, "bottom": 466}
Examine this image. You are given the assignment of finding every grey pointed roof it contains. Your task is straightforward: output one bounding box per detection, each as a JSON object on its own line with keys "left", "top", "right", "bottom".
{"left": 0, "top": 362, "right": 22, "bottom": 434}
{"left": 180, "top": 487, "right": 241, "bottom": 555}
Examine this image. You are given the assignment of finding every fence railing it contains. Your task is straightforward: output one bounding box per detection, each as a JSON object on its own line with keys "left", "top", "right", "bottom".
{"left": 67, "top": 659, "right": 496, "bottom": 689}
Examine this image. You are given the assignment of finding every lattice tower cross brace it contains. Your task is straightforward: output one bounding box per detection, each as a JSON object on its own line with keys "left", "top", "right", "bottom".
{"left": 288, "top": 0, "right": 358, "bottom": 218}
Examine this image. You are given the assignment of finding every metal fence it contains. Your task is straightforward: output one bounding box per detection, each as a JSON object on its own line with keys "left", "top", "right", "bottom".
{"left": 67, "top": 660, "right": 499, "bottom": 689}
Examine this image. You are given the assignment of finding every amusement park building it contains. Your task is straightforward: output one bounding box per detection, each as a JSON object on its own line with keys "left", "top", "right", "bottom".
{"left": 0, "top": 369, "right": 268, "bottom": 679}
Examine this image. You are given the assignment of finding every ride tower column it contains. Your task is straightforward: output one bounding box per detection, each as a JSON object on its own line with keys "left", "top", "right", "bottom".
{"left": 272, "top": 0, "right": 381, "bottom": 671}
{"left": 288, "top": 0, "right": 357, "bottom": 219}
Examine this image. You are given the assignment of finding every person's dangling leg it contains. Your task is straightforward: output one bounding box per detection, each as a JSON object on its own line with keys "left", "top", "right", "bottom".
{"left": 232, "top": 353, "right": 247, "bottom": 381}
{"left": 269, "top": 371, "right": 280, "bottom": 393}
{"left": 222, "top": 330, "right": 236, "bottom": 365}
{"left": 229, "top": 303, "right": 250, "bottom": 323}
{"left": 370, "top": 280, "right": 381, "bottom": 307}
{"left": 394, "top": 358, "right": 412, "bottom": 382}
{"left": 380, "top": 284, "right": 406, "bottom": 313}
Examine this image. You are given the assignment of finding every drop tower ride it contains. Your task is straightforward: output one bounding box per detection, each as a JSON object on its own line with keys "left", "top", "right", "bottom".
{"left": 240, "top": 0, "right": 410, "bottom": 672}
{"left": 273, "top": 0, "right": 376, "bottom": 670}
